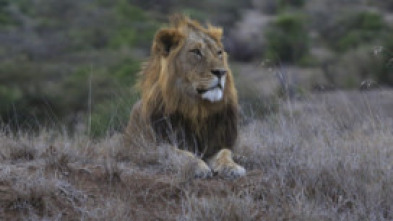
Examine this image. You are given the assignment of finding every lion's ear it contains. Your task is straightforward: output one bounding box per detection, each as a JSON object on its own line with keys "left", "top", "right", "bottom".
{"left": 153, "top": 28, "right": 184, "bottom": 56}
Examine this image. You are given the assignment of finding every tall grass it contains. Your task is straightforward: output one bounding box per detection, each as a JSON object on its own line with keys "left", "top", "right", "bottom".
{"left": 1, "top": 89, "right": 393, "bottom": 220}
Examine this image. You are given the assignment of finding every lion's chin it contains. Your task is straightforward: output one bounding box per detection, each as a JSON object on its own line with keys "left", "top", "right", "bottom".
{"left": 201, "top": 87, "right": 223, "bottom": 102}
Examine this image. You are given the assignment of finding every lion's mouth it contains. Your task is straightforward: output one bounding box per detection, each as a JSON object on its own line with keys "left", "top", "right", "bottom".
{"left": 196, "top": 84, "right": 222, "bottom": 94}
{"left": 197, "top": 84, "right": 224, "bottom": 102}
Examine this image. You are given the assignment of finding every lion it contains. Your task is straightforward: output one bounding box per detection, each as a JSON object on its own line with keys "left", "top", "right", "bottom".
{"left": 124, "top": 15, "right": 245, "bottom": 179}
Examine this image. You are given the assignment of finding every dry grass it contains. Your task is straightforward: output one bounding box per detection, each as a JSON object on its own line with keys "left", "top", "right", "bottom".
{"left": 1, "top": 89, "right": 393, "bottom": 220}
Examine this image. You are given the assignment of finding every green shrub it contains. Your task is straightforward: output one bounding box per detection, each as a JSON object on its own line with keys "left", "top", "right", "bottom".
{"left": 60, "top": 58, "right": 140, "bottom": 137}
{"left": 89, "top": 91, "right": 138, "bottom": 137}
{"left": 0, "top": 86, "right": 23, "bottom": 114}
{"left": 109, "top": 1, "right": 158, "bottom": 49}
{"left": 0, "top": 0, "right": 19, "bottom": 26}
{"left": 0, "top": 0, "right": 149, "bottom": 135}
{"left": 278, "top": 0, "right": 305, "bottom": 9}
{"left": 88, "top": 58, "right": 140, "bottom": 137}
{"left": 377, "top": 37, "right": 393, "bottom": 86}
{"left": 0, "top": 54, "right": 141, "bottom": 135}
{"left": 111, "top": 58, "right": 140, "bottom": 85}
{"left": 324, "top": 46, "right": 384, "bottom": 88}
{"left": 325, "top": 11, "right": 385, "bottom": 52}
{"left": 0, "top": 60, "right": 56, "bottom": 128}
{"left": 265, "top": 13, "right": 310, "bottom": 64}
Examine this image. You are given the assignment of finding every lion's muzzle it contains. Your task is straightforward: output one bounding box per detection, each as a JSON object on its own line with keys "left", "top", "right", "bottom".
{"left": 197, "top": 75, "right": 226, "bottom": 102}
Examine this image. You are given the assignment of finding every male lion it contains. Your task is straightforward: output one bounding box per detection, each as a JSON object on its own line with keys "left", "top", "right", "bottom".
{"left": 124, "top": 15, "right": 245, "bottom": 179}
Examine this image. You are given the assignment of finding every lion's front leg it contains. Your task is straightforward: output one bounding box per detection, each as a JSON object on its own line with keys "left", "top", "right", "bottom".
{"left": 208, "top": 149, "right": 246, "bottom": 179}
{"left": 171, "top": 146, "right": 213, "bottom": 179}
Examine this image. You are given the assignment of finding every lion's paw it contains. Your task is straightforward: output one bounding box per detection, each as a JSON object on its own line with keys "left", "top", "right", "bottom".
{"left": 194, "top": 159, "right": 213, "bottom": 179}
{"left": 209, "top": 149, "right": 246, "bottom": 179}
{"left": 213, "top": 162, "right": 246, "bottom": 179}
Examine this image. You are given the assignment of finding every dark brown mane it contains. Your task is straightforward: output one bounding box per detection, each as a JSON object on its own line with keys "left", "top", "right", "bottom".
{"left": 151, "top": 104, "right": 237, "bottom": 159}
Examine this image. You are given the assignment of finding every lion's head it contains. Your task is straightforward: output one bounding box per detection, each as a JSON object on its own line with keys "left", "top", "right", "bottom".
{"left": 138, "top": 15, "right": 238, "bottom": 123}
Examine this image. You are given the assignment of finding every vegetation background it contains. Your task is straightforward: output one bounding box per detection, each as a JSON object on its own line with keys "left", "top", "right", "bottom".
{"left": 1, "top": 0, "right": 393, "bottom": 220}
{"left": 1, "top": 0, "right": 392, "bottom": 136}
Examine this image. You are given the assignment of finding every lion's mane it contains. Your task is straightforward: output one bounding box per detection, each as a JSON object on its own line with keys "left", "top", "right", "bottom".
{"left": 125, "top": 15, "right": 239, "bottom": 159}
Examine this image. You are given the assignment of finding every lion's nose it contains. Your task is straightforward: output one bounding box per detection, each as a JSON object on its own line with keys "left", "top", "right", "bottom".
{"left": 211, "top": 68, "right": 227, "bottom": 78}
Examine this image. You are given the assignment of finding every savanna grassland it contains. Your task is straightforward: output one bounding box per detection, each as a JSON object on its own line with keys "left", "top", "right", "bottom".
{"left": 1, "top": 0, "right": 393, "bottom": 220}
{"left": 1, "top": 89, "right": 393, "bottom": 220}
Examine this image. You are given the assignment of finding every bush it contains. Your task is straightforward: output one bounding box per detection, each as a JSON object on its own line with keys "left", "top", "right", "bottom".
{"left": 89, "top": 92, "right": 138, "bottom": 137}
{"left": 376, "top": 37, "right": 393, "bottom": 86}
{"left": 264, "top": 13, "right": 310, "bottom": 64}
{"left": 325, "top": 47, "right": 384, "bottom": 88}
{"left": 0, "top": 0, "right": 152, "bottom": 136}
{"left": 0, "top": 59, "right": 57, "bottom": 129}
{"left": 324, "top": 11, "right": 386, "bottom": 52}
{"left": 322, "top": 39, "right": 393, "bottom": 89}
{"left": 0, "top": 0, "right": 15, "bottom": 26}
{"left": 323, "top": 22, "right": 393, "bottom": 87}
{"left": 0, "top": 54, "right": 141, "bottom": 135}
{"left": 278, "top": 0, "right": 305, "bottom": 9}
{"left": 109, "top": 1, "right": 158, "bottom": 49}
{"left": 89, "top": 58, "right": 140, "bottom": 137}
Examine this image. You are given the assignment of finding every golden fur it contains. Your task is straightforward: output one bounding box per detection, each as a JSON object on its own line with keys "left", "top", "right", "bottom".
{"left": 138, "top": 15, "right": 237, "bottom": 126}
{"left": 124, "top": 15, "right": 245, "bottom": 178}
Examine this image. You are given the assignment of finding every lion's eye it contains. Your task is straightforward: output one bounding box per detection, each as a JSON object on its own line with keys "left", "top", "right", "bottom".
{"left": 217, "top": 50, "right": 224, "bottom": 58}
{"left": 190, "top": 49, "right": 202, "bottom": 57}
